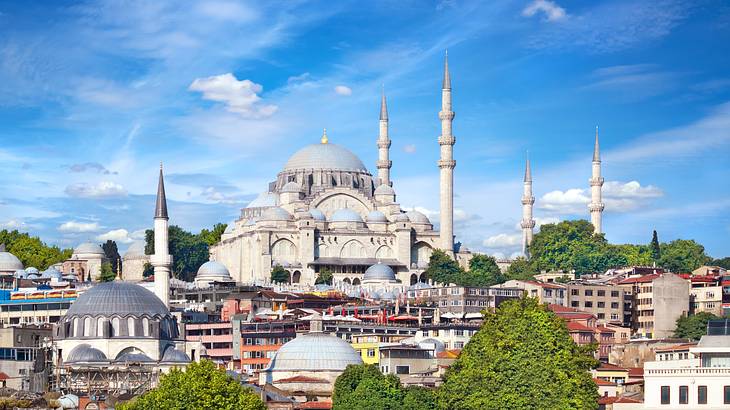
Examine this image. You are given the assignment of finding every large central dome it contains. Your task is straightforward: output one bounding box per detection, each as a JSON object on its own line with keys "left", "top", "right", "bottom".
{"left": 283, "top": 143, "right": 369, "bottom": 173}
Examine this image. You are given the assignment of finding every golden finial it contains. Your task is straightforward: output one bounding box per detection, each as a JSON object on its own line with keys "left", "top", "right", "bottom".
{"left": 321, "top": 128, "right": 328, "bottom": 144}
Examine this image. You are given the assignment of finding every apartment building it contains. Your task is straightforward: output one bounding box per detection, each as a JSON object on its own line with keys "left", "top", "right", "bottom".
{"left": 566, "top": 283, "right": 630, "bottom": 326}
{"left": 407, "top": 285, "right": 522, "bottom": 314}
{"left": 185, "top": 322, "right": 233, "bottom": 365}
{"left": 684, "top": 275, "right": 724, "bottom": 316}
{"left": 495, "top": 280, "right": 568, "bottom": 306}
{"left": 618, "top": 273, "right": 689, "bottom": 339}
{"left": 231, "top": 317, "right": 300, "bottom": 374}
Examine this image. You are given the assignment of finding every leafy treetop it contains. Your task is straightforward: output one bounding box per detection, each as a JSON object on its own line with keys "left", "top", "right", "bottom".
{"left": 270, "top": 264, "right": 290, "bottom": 284}
{"left": 0, "top": 229, "right": 72, "bottom": 270}
{"left": 674, "top": 312, "right": 722, "bottom": 340}
{"left": 333, "top": 364, "right": 434, "bottom": 410}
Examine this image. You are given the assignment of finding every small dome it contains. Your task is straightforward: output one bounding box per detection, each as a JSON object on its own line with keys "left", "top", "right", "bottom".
{"left": 123, "top": 241, "right": 147, "bottom": 258}
{"left": 406, "top": 210, "right": 431, "bottom": 225}
{"left": 195, "top": 261, "right": 233, "bottom": 285}
{"left": 309, "top": 208, "right": 326, "bottom": 221}
{"left": 330, "top": 209, "right": 363, "bottom": 223}
{"left": 25, "top": 267, "right": 39, "bottom": 275}
{"left": 366, "top": 210, "right": 388, "bottom": 223}
{"left": 374, "top": 184, "right": 395, "bottom": 195}
{"left": 243, "top": 217, "right": 258, "bottom": 226}
{"left": 42, "top": 268, "right": 63, "bottom": 279}
{"left": 363, "top": 262, "right": 396, "bottom": 282}
{"left": 392, "top": 213, "right": 409, "bottom": 222}
{"left": 161, "top": 347, "right": 191, "bottom": 363}
{"left": 281, "top": 182, "right": 302, "bottom": 193}
{"left": 260, "top": 207, "right": 293, "bottom": 221}
{"left": 246, "top": 192, "right": 279, "bottom": 208}
{"left": 267, "top": 332, "right": 362, "bottom": 372}
{"left": 14, "top": 269, "right": 27, "bottom": 279}
{"left": 418, "top": 338, "right": 446, "bottom": 353}
{"left": 0, "top": 250, "right": 23, "bottom": 271}
{"left": 65, "top": 281, "right": 171, "bottom": 318}
{"left": 65, "top": 344, "right": 108, "bottom": 364}
{"left": 409, "top": 282, "right": 432, "bottom": 290}
{"left": 115, "top": 352, "right": 154, "bottom": 363}
{"left": 283, "top": 143, "right": 368, "bottom": 173}
{"left": 74, "top": 242, "right": 105, "bottom": 256}
{"left": 27, "top": 274, "right": 40, "bottom": 280}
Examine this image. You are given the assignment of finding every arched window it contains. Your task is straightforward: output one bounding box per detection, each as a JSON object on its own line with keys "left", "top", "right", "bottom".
{"left": 272, "top": 239, "right": 297, "bottom": 264}
{"left": 352, "top": 278, "right": 361, "bottom": 286}
{"left": 97, "top": 318, "right": 105, "bottom": 337}
{"left": 292, "top": 271, "right": 301, "bottom": 284}
{"left": 128, "top": 317, "right": 136, "bottom": 337}
{"left": 111, "top": 317, "right": 120, "bottom": 337}
{"left": 142, "top": 318, "right": 150, "bottom": 337}
{"left": 410, "top": 274, "right": 418, "bottom": 285}
{"left": 340, "top": 240, "right": 366, "bottom": 258}
{"left": 420, "top": 272, "right": 429, "bottom": 283}
{"left": 73, "top": 318, "right": 80, "bottom": 337}
{"left": 83, "top": 317, "right": 92, "bottom": 337}
{"left": 375, "top": 246, "right": 394, "bottom": 259}
{"left": 343, "top": 278, "right": 351, "bottom": 285}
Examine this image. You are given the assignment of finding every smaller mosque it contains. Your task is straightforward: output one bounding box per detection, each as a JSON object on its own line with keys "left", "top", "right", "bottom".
{"left": 122, "top": 241, "right": 150, "bottom": 282}
{"left": 61, "top": 242, "right": 108, "bottom": 281}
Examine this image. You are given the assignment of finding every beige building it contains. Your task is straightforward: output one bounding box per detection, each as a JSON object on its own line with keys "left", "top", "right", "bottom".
{"left": 62, "top": 242, "right": 108, "bottom": 281}
{"left": 618, "top": 273, "right": 690, "bottom": 339}
{"left": 567, "top": 282, "right": 629, "bottom": 326}
{"left": 495, "top": 280, "right": 568, "bottom": 306}
{"left": 122, "top": 241, "right": 149, "bottom": 282}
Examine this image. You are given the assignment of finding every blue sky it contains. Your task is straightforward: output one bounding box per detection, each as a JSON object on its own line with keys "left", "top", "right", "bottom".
{"left": 0, "top": 0, "right": 729, "bottom": 258}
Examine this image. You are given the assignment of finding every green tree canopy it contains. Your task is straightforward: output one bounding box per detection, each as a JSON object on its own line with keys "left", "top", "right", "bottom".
{"left": 650, "top": 230, "right": 661, "bottom": 262}
{"left": 102, "top": 240, "right": 121, "bottom": 273}
{"left": 462, "top": 254, "right": 505, "bottom": 286}
{"left": 333, "top": 364, "right": 433, "bottom": 410}
{"left": 505, "top": 256, "right": 537, "bottom": 281}
{"left": 118, "top": 360, "right": 265, "bottom": 410}
{"left": 99, "top": 262, "right": 116, "bottom": 282}
{"left": 0, "top": 229, "right": 72, "bottom": 270}
{"left": 315, "top": 267, "right": 333, "bottom": 285}
{"left": 199, "top": 223, "right": 228, "bottom": 246}
{"left": 674, "top": 312, "right": 721, "bottom": 340}
{"left": 658, "top": 239, "right": 711, "bottom": 273}
{"left": 424, "top": 249, "right": 465, "bottom": 285}
{"left": 437, "top": 297, "right": 599, "bottom": 410}
{"left": 711, "top": 257, "right": 730, "bottom": 270}
{"left": 270, "top": 264, "right": 290, "bottom": 284}
{"left": 145, "top": 225, "right": 210, "bottom": 281}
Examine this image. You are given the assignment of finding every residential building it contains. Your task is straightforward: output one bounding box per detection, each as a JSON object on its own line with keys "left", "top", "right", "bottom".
{"left": 567, "top": 283, "right": 629, "bottom": 326}
{"left": 408, "top": 285, "right": 521, "bottom": 314}
{"left": 231, "top": 317, "right": 300, "bottom": 374}
{"left": 379, "top": 344, "right": 436, "bottom": 384}
{"left": 414, "top": 323, "right": 481, "bottom": 350}
{"left": 0, "top": 289, "right": 76, "bottom": 326}
{"left": 185, "top": 322, "right": 233, "bottom": 365}
{"left": 534, "top": 271, "right": 575, "bottom": 283}
{"left": 618, "top": 273, "right": 689, "bottom": 339}
{"left": 684, "top": 274, "right": 723, "bottom": 316}
{"left": 0, "top": 325, "right": 51, "bottom": 390}
{"left": 350, "top": 333, "right": 411, "bottom": 365}
{"left": 495, "top": 280, "right": 567, "bottom": 306}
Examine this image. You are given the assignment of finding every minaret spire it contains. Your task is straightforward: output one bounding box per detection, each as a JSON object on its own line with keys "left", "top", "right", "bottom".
{"left": 521, "top": 153, "right": 535, "bottom": 257}
{"left": 377, "top": 86, "right": 392, "bottom": 187}
{"left": 438, "top": 51, "right": 456, "bottom": 255}
{"left": 589, "top": 126, "right": 605, "bottom": 234}
{"left": 152, "top": 164, "right": 172, "bottom": 307}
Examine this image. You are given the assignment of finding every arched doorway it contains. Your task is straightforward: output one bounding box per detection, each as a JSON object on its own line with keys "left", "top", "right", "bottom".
{"left": 352, "top": 278, "right": 361, "bottom": 286}
{"left": 419, "top": 272, "right": 428, "bottom": 283}
{"left": 410, "top": 273, "right": 418, "bottom": 285}
{"left": 343, "top": 278, "right": 351, "bottom": 285}
{"left": 292, "top": 271, "right": 301, "bottom": 284}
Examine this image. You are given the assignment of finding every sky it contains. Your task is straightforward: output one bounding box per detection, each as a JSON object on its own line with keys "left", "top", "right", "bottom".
{"left": 0, "top": 0, "right": 729, "bottom": 258}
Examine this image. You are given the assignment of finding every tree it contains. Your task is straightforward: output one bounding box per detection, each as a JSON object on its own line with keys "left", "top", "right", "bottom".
{"left": 505, "top": 256, "right": 537, "bottom": 281}
{"left": 650, "top": 230, "right": 661, "bottom": 262}
{"left": 402, "top": 386, "right": 436, "bottom": 410}
{"left": 270, "top": 264, "right": 290, "bottom": 284}
{"left": 424, "top": 249, "right": 464, "bottom": 285}
{"left": 437, "top": 297, "right": 599, "bottom": 410}
{"left": 99, "top": 262, "right": 116, "bottom": 282}
{"left": 315, "top": 267, "right": 333, "bottom": 285}
{"left": 333, "top": 364, "right": 428, "bottom": 410}
{"left": 0, "top": 229, "right": 72, "bottom": 270}
{"left": 711, "top": 257, "right": 730, "bottom": 270}
{"left": 118, "top": 360, "right": 265, "bottom": 410}
{"left": 529, "top": 220, "right": 608, "bottom": 276}
{"left": 674, "top": 312, "right": 721, "bottom": 340}
{"left": 463, "top": 254, "right": 505, "bottom": 286}
{"left": 102, "top": 240, "right": 121, "bottom": 273}
{"left": 199, "top": 223, "right": 228, "bottom": 246}
{"left": 142, "top": 262, "right": 154, "bottom": 278}
{"left": 658, "top": 239, "right": 711, "bottom": 273}
{"left": 145, "top": 226, "right": 209, "bottom": 281}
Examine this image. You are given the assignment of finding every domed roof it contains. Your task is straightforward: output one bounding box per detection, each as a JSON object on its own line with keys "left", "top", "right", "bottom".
{"left": 224, "top": 221, "right": 236, "bottom": 234}
{"left": 27, "top": 274, "right": 39, "bottom": 280}
{"left": 195, "top": 261, "right": 233, "bottom": 285}
{"left": 283, "top": 143, "right": 368, "bottom": 173}
{"left": 418, "top": 338, "right": 446, "bottom": 353}
{"left": 115, "top": 352, "right": 154, "bottom": 363}
{"left": 74, "top": 242, "right": 105, "bottom": 256}
{"left": 406, "top": 210, "right": 431, "bottom": 224}
{"left": 65, "top": 281, "right": 170, "bottom": 318}
{"left": 161, "top": 346, "right": 191, "bottom": 363}
{"left": 267, "top": 332, "right": 362, "bottom": 372}
{"left": 393, "top": 213, "right": 409, "bottom": 222}
{"left": 25, "top": 267, "right": 39, "bottom": 274}
{"left": 246, "top": 191, "right": 279, "bottom": 208}
{"left": 123, "top": 241, "right": 147, "bottom": 258}
{"left": 14, "top": 269, "right": 27, "bottom": 279}
{"left": 309, "top": 208, "right": 326, "bottom": 221}
{"left": 261, "top": 207, "right": 293, "bottom": 221}
{"left": 330, "top": 208, "right": 363, "bottom": 223}
{"left": 380, "top": 290, "right": 396, "bottom": 300}
{"left": 243, "top": 217, "right": 259, "bottom": 226}
{"left": 281, "top": 182, "right": 302, "bottom": 193}
{"left": 374, "top": 184, "right": 395, "bottom": 195}
{"left": 363, "top": 262, "right": 396, "bottom": 282}
{"left": 409, "top": 282, "right": 432, "bottom": 290}
{"left": 41, "top": 267, "right": 63, "bottom": 279}
{"left": 65, "top": 344, "right": 108, "bottom": 363}
{"left": 0, "top": 250, "right": 23, "bottom": 271}
{"left": 366, "top": 210, "right": 388, "bottom": 223}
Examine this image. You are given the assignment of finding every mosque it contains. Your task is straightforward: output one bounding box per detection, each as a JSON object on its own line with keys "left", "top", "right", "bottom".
{"left": 210, "top": 54, "right": 473, "bottom": 288}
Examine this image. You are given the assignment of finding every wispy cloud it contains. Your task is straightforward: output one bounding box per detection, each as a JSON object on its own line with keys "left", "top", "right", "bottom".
{"left": 65, "top": 181, "right": 127, "bottom": 198}
{"left": 334, "top": 85, "right": 352, "bottom": 96}
{"left": 68, "top": 162, "right": 117, "bottom": 175}
{"left": 522, "top": 0, "right": 567, "bottom": 22}
{"left": 58, "top": 221, "right": 100, "bottom": 233}
{"left": 189, "top": 73, "right": 277, "bottom": 119}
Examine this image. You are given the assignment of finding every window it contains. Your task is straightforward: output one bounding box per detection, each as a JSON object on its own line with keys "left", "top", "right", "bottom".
{"left": 367, "top": 349, "right": 375, "bottom": 357}
{"left": 585, "top": 301, "right": 593, "bottom": 308}
{"left": 396, "top": 365, "right": 410, "bottom": 375}
{"left": 725, "top": 386, "right": 730, "bottom": 404}
{"left": 585, "top": 290, "right": 593, "bottom": 296}
{"left": 660, "top": 386, "right": 670, "bottom": 405}
{"left": 597, "top": 313, "right": 605, "bottom": 319}
{"left": 611, "top": 290, "right": 619, "bottom": 297}
{"left": 698, "top": 386, "right": 707, "bottom": 405}
{"left": 597, "top": 301, "right": 605, "bottom": 308}
{"left": 611, "top": 302, "right": 619, "bottom": 309}
{"left": 597, "top": 290, "right": 605, "bottom": 297}
{"left": 571, "top": 289, "right": 578, "bottom": 296}
{"left": 679, "top": 386, "right": 687, "bottom": 404}
{"left": 611, "top": 313, "right": 619, "bottom": 321}
{"left": 571, "top": 301, "right": 579, "bottom": 308}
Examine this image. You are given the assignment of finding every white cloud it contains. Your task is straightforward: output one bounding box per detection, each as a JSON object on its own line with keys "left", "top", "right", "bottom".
{"left": 189, "top": 73, "right": 278, "bottom": 119}
{"left": 522, "top": 0, "right": 567, "bottom": 22}
{"left": 65, "top": 181, "right": 128, "bottom": 198}
{"left": 539, "top": 181, "right": 663, "bottom": 214}
{"left": 334, "top": 85, "right": 352, "bottom": 96}
{"left": 58, "top": 221, "right": 100, "bottom": 233}
{"left": 0, "top": 219, "right": 25, "bottom": 229}
{"left": 539, "top": 188, "right": 590, "bottom": 214}
{"left": 403, "top": 144, "right": 417, "bottom": 153}
{"left": 96, "top": 228, "right": 135, "bottom": 244}
{"left": 483, "top": 233, "right": 522, "bottom": 249}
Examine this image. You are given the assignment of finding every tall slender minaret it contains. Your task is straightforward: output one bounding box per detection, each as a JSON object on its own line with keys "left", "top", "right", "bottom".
{"left": 521, "top": 153, "right": 535, "bottom": 257}
{"left": 377, "top": 87, "right": 392, "bottom": 187}
{"left": 151, "top": 164, "right": 172, "bottom": 307}
{"left": 589, "top": 126, "right": 605, "bottom": 234}
{"left": 438, "top": 51, "right": 456, "bottom": 254}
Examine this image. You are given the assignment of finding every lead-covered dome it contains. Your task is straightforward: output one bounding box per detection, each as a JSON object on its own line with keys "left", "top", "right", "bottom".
{"left": 66, "top": 281, "right": 170, "bottom": 318}
{"left": 330, "top": 208, "right": 363, "bottom": 223}
{"left": 123, "top": 241, "right": 147, "bottom": 259}
{"left": 366, "top": 210, "right": 388, "bottom": 223}
{"left": 363, "top": 262, "right": 396, "bottom": 282}
{"left": 0, "top": 249, "right": 23, "bottom": 272}
{"left": 309, "top": 208, "right": 326, "bottom": 221}
{"left": 267, "top": 332, "right": 362, "bottom": 372}
{"left": 281, "top": 182, "right": 302, "bottom": 193}
{"left": 161, "top": 346, "right": 191, "bottom": 363}
{"left": 261, "top": 207, "right": 293, "bottom": 221}
{"left": 283, "top": 143, "right": 368, "bottom": 173}
{"left": 65, "top": 344, "right": 108, "bottom": 364}
{"left": 74, "top": 242, "right": 105, "bottom": 256}
{"left": 406, "top": 210, "right": 431, "bottom": 225}
{"left": 195, "top": 261, "right": 234, "bottom": 286}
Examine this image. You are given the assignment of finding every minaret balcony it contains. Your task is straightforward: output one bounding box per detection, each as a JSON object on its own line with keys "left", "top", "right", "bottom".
{"left": 377, "top": 140, "right": 391, "bottom": 149}
{"left": 589, "top": 177, "right": 604, "bottom": 186}
{"left": 520, "top": 220, "right": 536, "bottom": 229}
{"left": 376, "top": 160, "right": 392, "bottom": 168}
{"left": 437, "top": 159, "right": 456, "bottom": 169}
{"left": 588, "top": 203, "right": 605, "bottom": 212}
{"left": 438, "top": 111, "right": 455, "bottom": 121}
{"left": 521, "top": 196, "right": 535, "bottom": 205}
{"left": 438, "top": 135, "right": 455, "bottom": 145}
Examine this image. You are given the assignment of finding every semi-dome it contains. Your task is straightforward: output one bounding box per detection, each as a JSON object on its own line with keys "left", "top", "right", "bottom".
{"left": 374, "top": 184, "right": 395, "bottom": 195}
{"left": 74, "top": 242, "right": 105, "bottom": 256}
{"left": 224, "top": 221, "right": 236, "bottom": 234}
{"left": 283, "top": 143, "right": 368, "bottom": 173}
{"left": 363, "top": 262, "right": 396, "bottom": 282}
{"left": 123, "top": 241, "right": 147, "bottom": 258}
{"left": 366, "top": 210, "right": 388, "bottom": 223}
{"left": 0, "top": 250, "right": 23, "bottom": 271}
{"left": 65, "top": 281, "right": 171, "bottom": 318}
{"left": 246, "top": 191, "right": 279, "bottom": 208}
{"left": 330, "top": 208, "right": 363, "bottom": 223}
{"left": 14, "top": 269, "right": 27, "bottom": 279}
{"left": 161, "top": 346, "right": 191, "bottom": 363}
{"left": 406, "top": 210, "right": 431, "bottom": 224}
{"left": 267, "top": 332, "right": 362, "bottom": 372}
{"left": 281, "top": 182, "right": 302, "bottom": 193}
{"left": 260, "top": 207, "right": 293, "bottom": 221}
{"left": 309, "top": 208, "right": 326, "bottom": 221}
{"left": 65, "top": 344, "right": 108, "bottom": 364}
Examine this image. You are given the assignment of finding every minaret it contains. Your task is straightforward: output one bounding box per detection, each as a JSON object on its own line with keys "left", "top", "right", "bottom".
{"left": 151, "top": 164, "right": 172, "bottom": 307}
{"left": 520, "top": 154, "right": 535, "bottom": 257}
{"left": 438, "top": 51, "right": 456, "bottom": 254}
{"left": 376, "top": 87, "right": 392, "bottom": 187}
{"left": 589, "top": 127, "right": 605, "bottom": 234}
